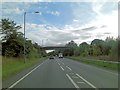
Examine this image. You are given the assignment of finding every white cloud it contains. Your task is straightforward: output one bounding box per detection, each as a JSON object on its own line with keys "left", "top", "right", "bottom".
{"left": 2, "top": 8, "right": 24, "bottom": 15}
{"left": 18, "top": 1, "right": 118, "bottom": 46}
{"left": 21, "top": 23, "right": 81, "bottom": 46}
{"left": 89, "top": 10, "right": 118, "bottom": 39}
{"left": 73, "top": 19, "right": 79, "bottom": 22}
{"left": 23, "top": 9, "right": 118, "bottom": 46}
{"left": 92, "top": 1, "right": 105, "bottom": 16}
{"left": 46, "top": 11, "right": 60, "bottom": 16}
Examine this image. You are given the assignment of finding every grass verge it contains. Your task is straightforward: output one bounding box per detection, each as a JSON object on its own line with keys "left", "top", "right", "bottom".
{"left": 2, "top": 57, "right": 46, "bottom": 81}
{"left": 66, "top": 57, "right": 119, "bottom": 71}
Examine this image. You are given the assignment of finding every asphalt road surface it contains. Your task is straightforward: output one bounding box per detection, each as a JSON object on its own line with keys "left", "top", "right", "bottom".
{"left": 3, "top": 57, "right": 118, "bottom": 89}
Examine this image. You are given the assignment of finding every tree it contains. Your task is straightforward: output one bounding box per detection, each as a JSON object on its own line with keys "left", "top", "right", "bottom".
{"left": 1, "top": 19, "right": 24, "bottom": 57}
{"left": 109, "top": 38, "right": 119, "bottom": 61}
{"left": 0, "top": 19, "right": 22, "bottom": 42}
{"left": 65, "top": 40, "right": 77, "bottom": 48}
{"left": 91, "top": 39, "right": 104, "bottom": 45}
{"left": 0, "top": 18, "right": 47, "bottom": 58}
{"left": 65, "top": 40, "right": 77, "bottom": 56}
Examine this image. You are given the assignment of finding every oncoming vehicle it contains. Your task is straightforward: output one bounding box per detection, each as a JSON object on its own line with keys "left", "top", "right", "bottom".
{"left": 58, "top": 53, "right": 63, "bottom": 58}
{"left": 49, "top": 55, "right": 54, "bottom": 59}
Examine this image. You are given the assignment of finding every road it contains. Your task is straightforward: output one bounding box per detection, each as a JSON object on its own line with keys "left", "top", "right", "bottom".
{"left": 3, "top": 57, "right": 118, "bottom": 89}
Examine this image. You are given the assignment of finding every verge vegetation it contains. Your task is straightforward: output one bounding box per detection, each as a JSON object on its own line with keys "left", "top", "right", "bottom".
{"left": 66, "top": 57, "right": 119, "bottom": 71}
{"left": 0, "top": 19, "right": 47, "bottom": 81}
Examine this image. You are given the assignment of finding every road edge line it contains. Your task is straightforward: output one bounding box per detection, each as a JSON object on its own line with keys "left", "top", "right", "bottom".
{"left": 6, "top": 60, "right": 46, "bottom": 89}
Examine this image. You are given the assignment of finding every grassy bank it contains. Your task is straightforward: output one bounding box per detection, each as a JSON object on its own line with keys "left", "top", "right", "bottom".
{"left": 2, "top": 57, "right": 46, "bottom": 81}
{"left": 66, "top": 57, "right": 119, "bottom": 71}
{"left": 75, "top": 55, "right": 119, "bottom": 62}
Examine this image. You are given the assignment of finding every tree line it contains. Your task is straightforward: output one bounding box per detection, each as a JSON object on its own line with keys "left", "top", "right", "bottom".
{"left": 55, "top": 37, "right": 120, "bottom": 61}
{"left": 0, "top": 18, "right": 119, "bottom": 61}
{"left": 0, "top": 19, "right": 46, "bottom": 59}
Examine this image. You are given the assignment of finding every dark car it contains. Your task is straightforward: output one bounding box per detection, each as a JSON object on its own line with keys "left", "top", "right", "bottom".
{"left": 49, "top": 55, "right": 54, "bottom": 59}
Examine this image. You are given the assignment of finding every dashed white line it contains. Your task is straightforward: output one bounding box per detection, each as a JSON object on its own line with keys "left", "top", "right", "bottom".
{"left": 60, "top": 66, "right": 64, "bottom": 71}
{"left": 7, "top": 61, "right": 46, "bottom": 89}
{"left": 76, "top": 73, "right": 97, "bottom": 89}
{"left": 77, "top": 82, "right": 85, "bottom": 84}
{"left": 66, "top": 74, "right": 79, "bottom": 88}
{"left": 66, "top": 66, "right": 72, "bottom": 71}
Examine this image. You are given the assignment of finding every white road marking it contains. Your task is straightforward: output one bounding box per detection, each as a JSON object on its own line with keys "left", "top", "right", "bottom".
{"left": 66, "top": 74, "right": 79, "bottom": 88}
{"left": 60, "top": 66, "right": 64, "bottom": 71}
{"left": 77, "top": 82, "right": 85, "bottom": 84}
{"left": 66, "top": 66, "right": 72, "bottom": 71}
{"left": 7, "top": 61, "right": 46, "bottom": 89}
{"left": 76, "top": 73, "right": 97, "bottom": 89}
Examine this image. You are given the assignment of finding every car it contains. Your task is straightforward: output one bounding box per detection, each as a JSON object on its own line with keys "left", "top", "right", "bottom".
{"left": 58, "top": 53, "right": 63, "bottom": 58}
{"left": 49, "top": 55, "right": 54, "bottom": 59}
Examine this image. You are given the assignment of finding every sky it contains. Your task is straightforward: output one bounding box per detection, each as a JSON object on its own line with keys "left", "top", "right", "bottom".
{"left": 1, "top": 0, "right": 119, "bottom": 47}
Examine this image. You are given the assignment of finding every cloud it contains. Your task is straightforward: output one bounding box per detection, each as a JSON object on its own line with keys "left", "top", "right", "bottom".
{"left": 92, "top": 1, "right": 105, "bottom": 16}
{"left": 73, "top": 19, "right": 79, "bottom": 22}
{"left": 23, "top": 22, "right": 97, "bottom": 46}
{"left": 24, "top": 8, "right": 117, "bottom": 46}
{"left": 4, "top": 2, "right": 117, "bottom": 46}
{"left": 82, "top": 26, "right": 97, "bottom": 31}
{"left": 24, "top": 24, "right": 80, "bottom": 46}
{"left": 46, "top": 11, "right": 60, "bottom": 16}
{"left": 2, "top": 8, "right": 24, "bottom": 15}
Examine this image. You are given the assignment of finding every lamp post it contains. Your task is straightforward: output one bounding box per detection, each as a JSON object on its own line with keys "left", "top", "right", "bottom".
{"left": 23, "top": 11, "right": 40, "bottom": 64}
{"left": 41, "top": 39, "right": 48, "bottom": 47}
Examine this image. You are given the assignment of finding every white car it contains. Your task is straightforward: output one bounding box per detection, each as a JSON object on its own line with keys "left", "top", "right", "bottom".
{"left": 58, "top": 53, "right": 63, "bottom": 58}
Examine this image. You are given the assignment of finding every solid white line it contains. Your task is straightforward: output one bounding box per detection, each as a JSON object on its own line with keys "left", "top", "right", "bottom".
{"left": 66, "top": 66, "right": 72, "bottom": 71}
{"left": 76, "top": 73, "right": 97, "bottom": 89}
{"left": 60, "top": 66, "right": 64, "bottom": 71}
{"left": 66, "top": 74, "right": 79, "bottom": 88}
{"left": 7, "top": 61, "right": 46, "bottom": 89}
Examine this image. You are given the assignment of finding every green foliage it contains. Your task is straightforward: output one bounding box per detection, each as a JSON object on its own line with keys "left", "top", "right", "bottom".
{"left": 91, "top": 39, "right": 104, "bottom": 45}
{"left": 65, "top": 40, "right": 77, "bottom": 56}
{"left": 65, "top": 40, "right": 77, "bottom": 48}
{"left": 61, "top": 37, "right": 119, "bottom": 61}
{"left": 67, "top": 57, "right": 118, "bottom": 70}
{"left": 0, "top": 18, "right": 46, "bottom": 58}
{"left": 3, "top": 57, "right": 46, "bottom": 80}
